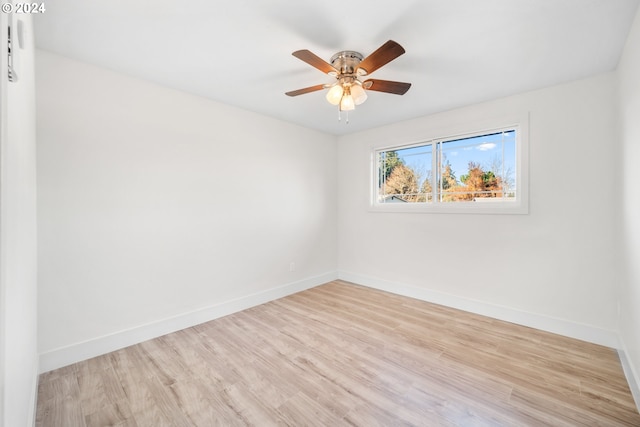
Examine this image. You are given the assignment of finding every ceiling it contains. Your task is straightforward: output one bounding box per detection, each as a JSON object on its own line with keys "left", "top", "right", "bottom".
{"left": 33, "top": 0, "right": 639, "bottom": 136}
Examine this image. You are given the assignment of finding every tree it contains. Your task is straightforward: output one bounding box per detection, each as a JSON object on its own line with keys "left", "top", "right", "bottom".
{"left": 440, "top": 160, "right": 457, "bottom": 190}
{"left": 384, "top": 164, "right": 419, "bottom": 201}
{"left": 488, "top": 154, "right": 514, "bottom": 195}
{"left": 379, "top": 150, "right": 403, "bottom": 185}
{"left": 459, "top": 161, "right": 503, "bottom": 199}
{"left": 419, "top": 170, "right": 433, "bottom": 202}
{"left": 437, "top": 160, "right": 459, "bottom": 201}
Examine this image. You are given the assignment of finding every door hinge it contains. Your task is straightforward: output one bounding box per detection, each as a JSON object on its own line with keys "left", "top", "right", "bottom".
{"left": 7, "top": 26, "right": 18, "bottom": 82}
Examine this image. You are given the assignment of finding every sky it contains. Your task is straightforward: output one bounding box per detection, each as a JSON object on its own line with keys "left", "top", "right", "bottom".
{"left": 389, "top": 129, "right": 516, "bottom": 189}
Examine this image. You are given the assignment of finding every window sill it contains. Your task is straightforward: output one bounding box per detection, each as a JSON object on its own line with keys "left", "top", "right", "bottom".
{"left": 369, "top": 200, "right": 528, "bottom": 215}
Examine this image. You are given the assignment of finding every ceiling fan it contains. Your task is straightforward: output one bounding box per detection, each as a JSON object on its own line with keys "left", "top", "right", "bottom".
{"left": 285, "top": 40, "right": 411, "bottom": 119}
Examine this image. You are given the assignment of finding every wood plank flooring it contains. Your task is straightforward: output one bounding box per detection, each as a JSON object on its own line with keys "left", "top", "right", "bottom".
{"left": 36, "top": 280, "right": 640, "bottom": 426}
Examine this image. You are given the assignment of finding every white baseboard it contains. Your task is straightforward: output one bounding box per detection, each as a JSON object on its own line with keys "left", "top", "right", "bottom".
{"left": 39, "top": 271, "right": 338, "bottom": 373}
{"left": 30, "top": 359, "right": 38, "bottom": 427}
{"left": 618, "top": 341, "right": 640, "bottom": 412}
{"left": 39, "top": 270, "right": 623, "bottom": 375}
{"left": 338, "top": 271, "right": 620, "bottom": 349}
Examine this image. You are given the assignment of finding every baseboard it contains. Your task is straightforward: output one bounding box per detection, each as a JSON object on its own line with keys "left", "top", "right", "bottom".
{"left": 338, "top": 271, "right": 620, "bottom": 349}
{"left": 39, "top": 271, "right": 338, "bottom": 373}
{"left": 618, "top": 340, "right": 640, "bottom": 412}
{"left": 30, "top": 359, "right": 38, "bottom": 427}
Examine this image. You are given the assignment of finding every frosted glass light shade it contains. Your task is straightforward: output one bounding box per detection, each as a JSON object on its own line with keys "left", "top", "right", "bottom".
{"left": 326, "top": 85, "right": 344, "bottom": 105}
{"left": 340, "top": 93, "right": 355, "bottom": 111}
{"left": 351, "top": 84, "right": 368, "bottom": 105}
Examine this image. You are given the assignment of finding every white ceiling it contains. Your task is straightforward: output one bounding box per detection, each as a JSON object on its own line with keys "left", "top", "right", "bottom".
{"left": 33, "top": 0, "right": 639, "bottom": 135}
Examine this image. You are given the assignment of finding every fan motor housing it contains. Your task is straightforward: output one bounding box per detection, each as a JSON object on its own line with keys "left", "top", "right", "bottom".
{"left": 330, "top": 51, "right": 364, "bottom": 75}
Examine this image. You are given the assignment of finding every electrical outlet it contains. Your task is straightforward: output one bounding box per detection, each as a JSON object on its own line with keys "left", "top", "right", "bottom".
{"left": 289, "top": 262, "right": 295, "bottom": 272}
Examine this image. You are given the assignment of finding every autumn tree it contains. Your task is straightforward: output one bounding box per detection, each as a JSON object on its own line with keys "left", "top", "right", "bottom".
{"left": 384, "top": 164, "right": 419, "bottom": 201}
{"left": 440, "top": 160, "right": 457, "bottom": 190}
{"left": 438, "top": 160, "right": 459, "bottom": 201}
{"left": 419, "top": 171, "right": 433, "bottom": 202}
{"left": 459, "top": 161, "right": 503, "bottom": 199}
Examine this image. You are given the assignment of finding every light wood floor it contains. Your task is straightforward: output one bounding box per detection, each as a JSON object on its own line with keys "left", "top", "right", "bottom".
{"left": 36, "top": 280, "right": 640, "bottom": 426}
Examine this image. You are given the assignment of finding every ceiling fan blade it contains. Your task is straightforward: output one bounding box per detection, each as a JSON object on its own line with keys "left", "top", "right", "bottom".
{"left": 292, "top": 50, "right": 337, "bottom": 74}
{"left": 285, "top": 84, "right": 326, "bottom": 97}
{"left": 363, "top": 79, "right": 411, "bottom": 95}
{"left": 358, "top": 40, "right": 406, "bottom": 75}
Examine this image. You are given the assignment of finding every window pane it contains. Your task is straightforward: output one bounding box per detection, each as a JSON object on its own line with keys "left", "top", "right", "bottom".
{"left": 437, "top": 130, "right": 516, "bottom": 202}
{"left": 378, "top": 144, "right": 433, "bottom": 203}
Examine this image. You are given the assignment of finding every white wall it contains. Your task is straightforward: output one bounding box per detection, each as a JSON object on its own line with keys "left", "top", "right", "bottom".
{"left": 0, "top": 13, "right": 39, "bottom": 427}
{"left": 36, "top": 51, "right": 337, "bottom": 370}
{"left": 338, "top": 73, "right": 620, "bottom": 346}
{"left": 618, "top": 5, "right": 640, "bottom": 402}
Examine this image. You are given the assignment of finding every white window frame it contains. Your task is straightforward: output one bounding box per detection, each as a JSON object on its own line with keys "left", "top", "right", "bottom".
{"left": 370, "top": 114, "right": 529, "bottom": 214}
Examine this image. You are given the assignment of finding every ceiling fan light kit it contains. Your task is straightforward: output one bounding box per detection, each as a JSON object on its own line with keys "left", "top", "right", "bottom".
{"left": 286, "top": 40, "right": 411, "bottom": 123}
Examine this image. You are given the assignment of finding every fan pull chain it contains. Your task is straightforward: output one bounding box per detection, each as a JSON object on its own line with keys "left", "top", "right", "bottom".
{"left": 337, "top": 109, "right": 350, "bottom": 124}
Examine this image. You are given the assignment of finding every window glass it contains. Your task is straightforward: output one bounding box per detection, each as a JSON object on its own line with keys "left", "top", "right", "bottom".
{"left": 374, "top": 125, "right": 524, "bottom": 213}
{"left": 437, "top": 130, "right": 516, "bottom": 202}
{"left": 379, "top": 144, "right": 432, "bottom": 203}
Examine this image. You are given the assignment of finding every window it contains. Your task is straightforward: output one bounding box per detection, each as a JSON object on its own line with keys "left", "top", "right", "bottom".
{"left": 373, "top": 122, "right": 528, "bottom": 214}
